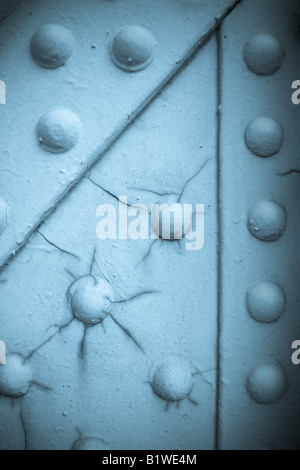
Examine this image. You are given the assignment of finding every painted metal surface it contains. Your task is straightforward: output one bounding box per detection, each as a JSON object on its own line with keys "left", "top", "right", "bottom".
{"left": 219, "top": 0, "right": 300, "bottom": 450}
{"left": 0, "top": 0, "right": 299, "bottom": 450}
{"left": 0, "top": 0, "right": 237, "bottom": 267}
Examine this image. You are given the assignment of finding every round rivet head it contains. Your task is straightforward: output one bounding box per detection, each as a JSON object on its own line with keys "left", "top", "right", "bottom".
{"left": 151, "top": 357, "right": 193, "bottom": 402}
{"left": 31, "top": 23, "right": 74, "bottom": 69}
{"left": 111, "top": 25, "right": 156, "bottom": 72}
{"left": 37, "top": 107, "right": 81, "bottom": 153}
{"left": 246, "top": 281, "right": 285, "bottom": 323}
{"left": 246, "top": 362, "right": 287, "bottom": 405}
{"left": 245, "top": 117, "right": 284, "bottom": 158}
{"left": 244, "top": 34, "right": 284, "bottom": 76}
{"left": 68, "top": 275, "right": 113, "bottom": 326}
{"left": 0, "top": 354, "right": 32, "bottom": 398}
{"left": 151, "top": 196, "right": 192, "bottom": 241}
{"left": 72, "top": 438, "right": 109, "bottom": 451}
{"left": 247, "top": 198, "right": 287, "bottom": 242}
{"left": 0, "top": 198, "right": 7, "bottom": 236}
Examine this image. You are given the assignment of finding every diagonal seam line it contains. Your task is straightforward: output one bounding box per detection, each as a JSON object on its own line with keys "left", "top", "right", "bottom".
{"left": 0, "top": 0, "right": 243, "bottom": 274}
{"left": 0, "top": 0, "right": 23, "bottom": 25}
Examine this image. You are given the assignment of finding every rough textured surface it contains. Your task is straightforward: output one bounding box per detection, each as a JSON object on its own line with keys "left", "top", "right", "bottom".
{"left": 0, "top": 13, "right": 219, "bottom": 449}
{"left": 0, "top": 0, "right": 21, "bottom": 22}
{"left": 220, "top": 0, "right": 300, "bottom": 451}
{"left": 0, "top": 0, "right": 237, "bottom": 267}
{"left": 0, "top": 0, "right": 299, "bottom": 451}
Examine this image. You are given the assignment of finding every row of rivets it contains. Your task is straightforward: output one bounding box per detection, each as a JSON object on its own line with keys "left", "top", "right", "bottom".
{"left": 0, "top": 353, "right": 111, "bottom": 449}
{"left": 30, "top": 24, "right": 156, "bottom": 154}
{"left": 0, "top": 352, "right": 196, "bottom": 410}
{"left": 0, "top": 29, "right": 289, "bottom": 423}
{"left": 243, "top": 34, "right": 287, "bottom": 404}
{"left": 30, "top": 23, "right": 157, "bottom": 72}
{"left": 0, "top": 24, "right": 157, "bottom": 234}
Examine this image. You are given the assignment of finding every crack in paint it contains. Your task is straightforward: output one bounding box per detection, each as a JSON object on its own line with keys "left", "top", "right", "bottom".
{"left": 0, "top": 0, "right": 243, "bottom": 276}
{"left": 24, "top": 247, "right": 159, "bottom": 360}
{"left": 37, "top": 231, "right": 80, "bottom": 260}
{"left": 277, "top": 169, "right": 300, "bottom": 176}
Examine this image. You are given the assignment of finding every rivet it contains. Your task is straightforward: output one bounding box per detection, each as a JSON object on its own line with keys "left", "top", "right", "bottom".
{"left": 31, "top": 24, "right": 74, "bottom": 69}
{"left": 246, "top": 362, "right": 287, "bottom": 405}
{"left": 246, "top": 281, "right": 285, "bottom": 323}
{"left": 245, "top": 117, "right": 284, "bottom": 158}
{"left": 37, "top": 107, "right": 81, "bottom": 153}
{"left": 247, "top": 198, "right": 287, "bottom": 242}
{"left": 151, "top": 357, "right": 194, "bottom": 402}
{"left": 72, "top": 438, "right": 109, "bottom": 450}
{"left": 68, "top": 275, "right": 113, "bottom": 326}
{"left": 0, "top": 354, "right": 32, "bottom": 398}
{"left": 244, "top": 34, "right": 284, "bottom": 76}
{"left": 111, "top": 25, "right": 156, "bottom": 72}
